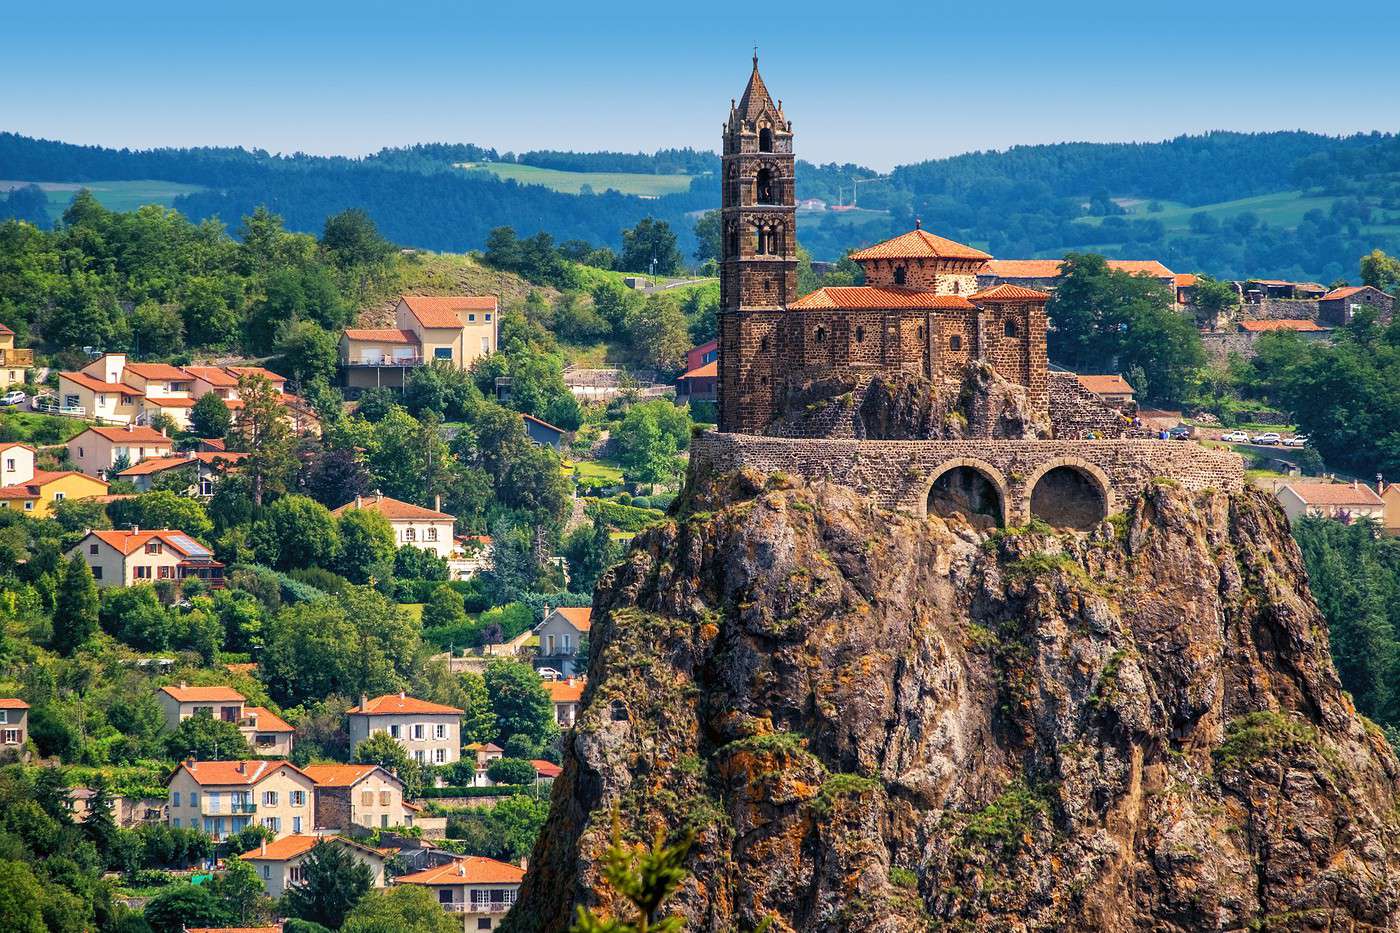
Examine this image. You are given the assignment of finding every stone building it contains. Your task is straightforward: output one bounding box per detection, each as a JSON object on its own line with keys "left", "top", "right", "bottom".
{"left": 1318, "top": 285, "right": 1395, "bottom": 326}
{"left": 716, "top": 58, "right": 1048, "bottom": 435}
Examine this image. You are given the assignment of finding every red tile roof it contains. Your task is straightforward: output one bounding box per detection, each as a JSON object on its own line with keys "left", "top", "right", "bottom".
{"left": 347, "top": 694, "right": 464, "bottom": 716}
{"left": 396, "top": 856, "right": 525, "bottom": 886}
{"left": 1076, "top": 374, "right": 1135, "bottom": 396}
{"left": 679, "top": 361, "right": 717, "bottom": 380}
{"left": 1239, "top": 319, "right": 1328, "bottom": 333}
{"left": 1175, "top": 273, "right": 1199, "bottom": 288}
{"left": 245, "top": 706, "right": 294, "bottom": 733}
{"left": 225, "top": 366, "right": 286, "bottom": 384}
{"left": 522, "top": 413, "right": 566, "bottom": 434}
{"left": 1322, "top": 286, "right": 1368, "bottom": 300}
{"left": 848, "top": 229, "right": 991, "bottom": 262}
{"left": 118, "top": 452, "right": 247, "bottom": 476}
{"left": 1282, "top": 482, "right": 1384, "bottom": 507}
{"left": 531, "top": 759, "right": 562, "bottom": 778}
{"left": 344, "top": 328, "right": 419, "bottom": 343}
{"left": 547, "top": 606, "right": 592, "bottom": 632}
{"left": 547, "top": 679, "right": 585, "bottom": 703}
{"left": 159, "top": 684, "right": 245, "bottom": 703}
{"left": 331, "top": 493, "right": 454, "bottom": 522}
{"left": 984, "top": 259, "right": 1174, "bottom": 279}
{"left": 400, "top": 295, "right": 498, "bottom": 328}
{"left": 0, "top": 323, "right": 12, "bottom": 335}
{"left": 75, "top": 425, "right": 171, "bottom": 444}
{"left": 142, "top": 396, "right": 197, "bottom": 408}
{"left": 181, "top": 366, "right": 240, "bottom": 387}
{"left": 0, "top": 470, "right": 107, "bottom": 500}
{"left": 124, "top": 362, "right": 191, "bottom": 381}
{"left": 60, "top": 371, "right": 137, "bottom": 394}
{"left": 87, "top": 529, "right": 210, "bottom": 557}
{"left": 789, "top": 286, "right": 974, "bottom": 311}
{"left": 0, "top": 699, "right": 29, "bottom": 709}
{"left": 300, "top": 763, "right": 388, "bottom": 787}
{"left": 0, "top": 442, "right": 35, "bottom": 453}
{"left": 237, "top": 835, "right": 320, "bottom": 862}
{"left": 968, "top": 283, "right": 1051, "bottom": 302}
{"left": 175, "top": 760, "right": 306, "bottom": 787}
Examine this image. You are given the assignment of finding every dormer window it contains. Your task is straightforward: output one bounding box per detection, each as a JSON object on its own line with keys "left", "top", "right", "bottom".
{"left": 893, "top": 266, "right": 907, "bottom": 286}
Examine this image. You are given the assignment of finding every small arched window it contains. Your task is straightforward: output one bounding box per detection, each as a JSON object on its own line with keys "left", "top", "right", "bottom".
{"left": 760, "top": 335, "right": 770, "bottom": 353}
{"left": 893, "top": 265, "right": 907, "bottom": 286}
{"left": 951, "top": 279, "right": 961, "bottom": 294}
{"left": 917, "top": 325, "right": 925, "bottom": 339}
{"left": 728, "top": 224, "right": 739, "bottom": 256}
{"left": 950, "top": 335, "right": 963, "bottom": 351}
{"left": 759, "top": 127, "right": 774, "bottom": 152}
{"left": 854, "top": 326, "right": 865, "bottom": 344}
{"left": 756, "top": 167, "right": 776, "bottom": 204}
{"left": 755, "top": 227, "right": 767, "bottom": 255}
{"left": 814, "top": 326, "right": 827, "bottom": 344}
{"left": 1004, "top": 320, "right": 1018, "bottom": 338}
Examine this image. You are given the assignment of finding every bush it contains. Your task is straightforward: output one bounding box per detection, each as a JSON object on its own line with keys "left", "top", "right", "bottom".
{"left": 485, "top": 757, "right": 538, "bottom": 786}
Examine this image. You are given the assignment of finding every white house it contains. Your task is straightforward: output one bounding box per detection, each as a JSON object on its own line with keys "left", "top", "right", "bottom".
{"left": 332, "top": 493, "right": 456, "bottom": 560}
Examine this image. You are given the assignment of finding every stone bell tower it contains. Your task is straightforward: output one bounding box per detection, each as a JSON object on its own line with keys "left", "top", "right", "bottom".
{"left": 718, "top": 53, "right": 797, "bottom": 433}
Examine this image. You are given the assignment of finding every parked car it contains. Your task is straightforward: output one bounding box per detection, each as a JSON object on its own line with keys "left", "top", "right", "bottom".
{"left": 1282, "top": 435, "right": 1309, "bottom": 448}
{"left": 1251, "top": 432, "right": 1282, "bottom": 445}
{"left": 1220, "top": 430, "right": 1250, "bottom": 443}
{"left": 0, "top": 390, "right": 25, "bottom": 406}
{"left": 1168, "top": 426, "right": 1192, "bottom": 440}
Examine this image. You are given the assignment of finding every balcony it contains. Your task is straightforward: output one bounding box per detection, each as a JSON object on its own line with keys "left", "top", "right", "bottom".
{"left": 441, "top": 901, "right": 514, "bottom": 914}
{"left": 343, "top": 355, "right": 425, "bottom": 367}
{"left": 0, "top": 349, "right": 33, "bottom": 366}
{"left": 201, "top": 799, "right": 256, "bottom": 815}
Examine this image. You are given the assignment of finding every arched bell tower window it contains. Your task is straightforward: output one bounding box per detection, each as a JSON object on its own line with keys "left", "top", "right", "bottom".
{"left": 755, "top": 227, "right": 767, "bottom": 255}
{"left": 893, "top": 265, "right": 907, "bottom": 286}
{"left": 756, "top": 167, "right": 776, "bottom": 204}
{"left": 728, "top": 224, "right": 739, "bottom": 256}
{"left": 759, "top": 127, "right": 774, "bottom": 152}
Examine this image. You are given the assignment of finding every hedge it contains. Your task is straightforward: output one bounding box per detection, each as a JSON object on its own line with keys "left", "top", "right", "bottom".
{"left": 418, "top": 784, "right": 531, "bottom": 798}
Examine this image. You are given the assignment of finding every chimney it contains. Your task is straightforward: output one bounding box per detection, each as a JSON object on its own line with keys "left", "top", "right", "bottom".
{"left": 260, "top": 840, "right": 267, "bottom": 856}
{"left": 355, "top": 495, "right": 363, "bottom": 509}
{"left": 520, "top": 856, "right": 529, "bottom": 871}
{"left": 399, "top": 691, "right": 405, "bottom": 700}
{"left": 434, "top": 494, "right": 442, "bottom": 513}
{"left": 360, "top": 693, "right": 369, "bottom": 709}
{"left": 179, "top": 681, "right": 187, "bottom": 689}
{"left": 132, "top": 525, "right": 139, "bottom": 535}
{"left": 457, "top": 862, "right": 466, "bottom": 877}
{"left": 237, "top": 761, "right": 246, "bottom": 774}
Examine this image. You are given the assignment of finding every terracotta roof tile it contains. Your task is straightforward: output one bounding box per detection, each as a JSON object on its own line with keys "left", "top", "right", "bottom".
{"left": 75, "top": 425, "right": 171, "bottom": 444}
{"left": 124, "top": 363, "right": 192, "bottom": 381}
{"left": 1281, "top": 482, "right": 1384, "bottom": 507}
{"left": 142, "top": 396, "right": 197, "bottom": 408}
{"left": 968, "top": 283, "right": 1051, "bottom": 302}
{"left": 176, "top": 760, "right": 307, "bottom": 787}
{"left": 238, "top": 834, "right": 388, "bottom": 863}
{"left": 245, "top": 706, "right": 294, "bottom": 733}
{"left": 225, "top": 366, "right": 286, "bottom": 383}
{"left": 679, "top": 361, "right": 717, "bottom": 380}
{"left": 159, "top": 684, "right": 245, "bottom": 703}
{"left": 547, "top": 679, "right": 585, "bottom": 703}
{"left": 347, "top": 694, "right": 464, "bottom": 716}
{"left": 789, "top": 286, "right": 974, "bottom": 311}
{"left": 118, "top": 452, "right": 247, "bottom": 476}
{"left": 87, "top": 529, "right": 213, "bottom": 558}
{"left": 1076, "top": 374, "right": 1135, "bottom": 395}
{"left": 331, "top": 493, "right": 454, "bottom": 522}
{"left": 1322, "top": 286, "right": 1368, "bottom": 300}
{"left": 301, "top": 763, "right": 388, "bottom": 787}
{"left": 1175, "top": 273, "right": 1199, "bottom": 288}
{"left": 1239, "top": 319, "right": 1328, "bottom": 333}
{"left": 396, "top": 855, "right": 525, "bottom": 886}
{"left": 984, "top": 259, "right": 1174, "bottom": 279}
{"left": 549, "top": 606, "right": 592, "bottom": 632}
{"left": 181, "top": 366, "right": 240, "bottom": 387}
{"left": 400, "top": 295, "right": 498, "bottom": 328}
{"left": 60, "top": 371, "right": 138, "bottom": 394}
{"left": 848, "top": 229, "right": 990, "bottom": 262}
{"left": 531, "top": 759, "right": 562, "bottom": 778}
{"left": 0, "top": 470, "right": 107, "bottom": 500}
{"left": 344, "top": 328, "right": 418, "bottom": 343}
{"left": 0, "top": 699, "right": 29, "bottom": 709}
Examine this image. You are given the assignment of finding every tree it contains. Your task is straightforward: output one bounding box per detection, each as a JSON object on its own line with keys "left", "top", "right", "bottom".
{"left": 484, "top": 793, "right": 550, "bottom": 861}
{"left": 353, "top": 730, "right": 409, "bottom": 773}
{"left": 564, "top": 514, "right": 623, "bottom": 593}
{"left": 321, "top": 209, "right": 393, "bottom": 271}
{"left": 108, "top": 490, "right": 214, "bottom": 540}
{"left": 626, "top": 294, "right": 691, "bottom": 375}
{"left": 1361, "top": 249, "right": 1400, "bottom": 296}
{"left": 570, "top": 811, "right": 694, "bottom": 933}
{"left": 336, "top": 508, "right": 396, "bottom": 585}
{"left": 485, "top": 660, "right": 556, "bottom": 746}
{"left": 231, "top": 374, "right": 296, "bottom": 507}
{"left": 165, "top": 711, "right": 251, "bottom": 761}
{"left": 252, "top": 494, "right": 339, "bottom": 571}
{"left": 143, "top": 885, "right": 231, "bottom": 933}
{"left": 278, "top": 321, "right": 340, "bottom": 386}
{"left": 618, "top": 218, "right": 682, "bottom": 275}
{"left": 190, "top": 392, "right": 232, "bottom": 438}
{"left": 53, "top": 553, "right": 99, "bottom": 656}
{"left": 486, "top": 757, "right": 538, "bottom": 786}
{"left": 341, "top": 885, "right": 460, "bottom": 933}
{"left": 83, "top": 775, "right": 120, "bottom": 865}
{"left": 460, "top": 671, "right": 497, "bottom": 745}
{"left": 1188, "top": 273, "right": 1239, "bottom": 325}
{"left": 130, "top": 301, "right": 185, "bottom": 358}
{"left": 212, "top": 856, "right": 271, "bottom": 926}
{"left": 421, "top": 584, "right": 467, "bottom": 630}
{"left": 614, "top": 402, "right": 687, "bottom": 485}
{"left": 693, "top": 210, "right": 722, "bottom": 264}
{"left": 281, "top": 841, "right": 374, "bottom": 929}
{"left": 0, "top": 860, "right": 49, "bottom": 933}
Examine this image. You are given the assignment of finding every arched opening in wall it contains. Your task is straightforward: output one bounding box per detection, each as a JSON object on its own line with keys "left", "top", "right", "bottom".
{"left": 854, "top": 325, "right": 865, "bottom": 344}
{"left": 760, "top": 335, "right": 770, "bottom": 353}
{"left": 1029, "top": 466, "right": 1106, "bottom": 531}
{"left": 755, "top": 227, "right": 767, "bottom": 255}
{"left": 893, "top": 265, "right": 907, "bottom": 286}
{"left": 728, "top": 224, "right": 739, "bottom": 256}
{"left": 759, "top": 127, "right": 774, "bottom": 152}
{"left": 1004, "top": 319, "right": 1018, "bottom": 338}
{"left": 927, "top": 466, "right": 1003, "bottom": 529}
{"left": 756, "top": 167, "right": 776, "bottom": 204}
{"left": 813, "top": 325, "right": 827, "bottom": 344}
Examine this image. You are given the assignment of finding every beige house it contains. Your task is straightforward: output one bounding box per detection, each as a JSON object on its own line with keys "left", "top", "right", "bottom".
{"left": 534, "top": 607, "right": 592, "bottom": 677}
{"left": 57, "top": 367, "right": 143, "bottom": 424}
{"left": 348, "top": 693, "right": 463, "bottom": 766}
{"left": 394, "top": 856, "right": 524, "bottom": 930}
{"left": 1384, "top": 482, "right": 1400, "bottom": 537}
{"left": 156, "top": 683, "right": 294, "bottom": 757}
{"left": 546, "top": 677, "right": 585, "bottom": 728}
{"left": 70, "top": 528, "right": 225, "bottom": 589}
{"left": 341, "top": 295, "right": 498, "bottom": 389}
{"left": 1075, "top": 374, "right": 1135, "bottom": 408}
{"left": 66, "top": 424, "right": 173, "bottom": 477}
{"left": 0, "top": 443, "right": 35, "bottom": 487}
{"left": 332, "top": 493, "right": 456, "bottom": 560}
{"left": 118, "top": 451, "right": 247, "bottom": 496}
{"left": 300, "top": 763, "right": 407, "bottom": 832}
{"left": 0, "top": 323, "right": 33, "bottom": 389}
{"left": 239, "top": 835, "right": 392, "bottom": 897}
{"left": 0, "top": 699, "right": 29, "bottom": 749}
{"left": 167, "top": 760, "right": 316, "bottom": 841}
{"left": 1276, "top": 481, "right": 1386, "bottom": 525}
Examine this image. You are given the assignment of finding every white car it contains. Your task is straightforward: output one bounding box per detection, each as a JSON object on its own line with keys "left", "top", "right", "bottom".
{"left": 1220, "top": 430, "right": 1250, "bottom": 443}
{"left": 0, "top": 390, "right": 25, "bottom": 407}
{"left": 1251, "top": 432, "right": 1282, "bottom": 445}
{"left": 1282, "top": 435, "right": 1308, "bottom": 448}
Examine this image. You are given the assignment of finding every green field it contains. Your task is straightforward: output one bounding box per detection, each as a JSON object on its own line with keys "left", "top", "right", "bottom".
{"left": 455, "top": 162, "right": 701, "bottom": 197}
{"left": 0, "top": 179, "right": 206, "bottom": 222}
{"left": 1077, "top": 190, "right": 1365, "bottom": 233}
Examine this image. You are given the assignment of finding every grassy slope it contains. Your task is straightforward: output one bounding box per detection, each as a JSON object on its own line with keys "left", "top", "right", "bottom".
{"left": 356, "top": 252, "right": 562, "bottom": 327}
{"left": 0, "top": 179, "right": 205, "bottom": 222}
{"left": 455, "top": 162, "right": 700, "bottom": 197}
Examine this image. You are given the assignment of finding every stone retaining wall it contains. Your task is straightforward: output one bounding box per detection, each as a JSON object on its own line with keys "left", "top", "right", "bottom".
{"left": 691, "top": 431, "right": 1244, "bottom": 524}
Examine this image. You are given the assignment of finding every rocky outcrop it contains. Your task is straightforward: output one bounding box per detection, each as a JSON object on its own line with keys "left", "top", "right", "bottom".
{"left": 504, "top": 471, "right": 1400, "bottom": 932}
{"left": 766, "top": 362, "right": 1051, "bottom": 440}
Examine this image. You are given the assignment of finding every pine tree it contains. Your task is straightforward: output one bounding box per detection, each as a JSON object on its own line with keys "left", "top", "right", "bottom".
{"left": 52, "top": 553, "right": 99, "bottom": 656}
{"left": 84, "top": 774, "right": 120, "bottom": 866}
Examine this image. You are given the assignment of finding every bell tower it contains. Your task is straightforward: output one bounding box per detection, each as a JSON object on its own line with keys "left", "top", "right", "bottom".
{"left": 718, "top": 53, "right": 796, "bottom": 433}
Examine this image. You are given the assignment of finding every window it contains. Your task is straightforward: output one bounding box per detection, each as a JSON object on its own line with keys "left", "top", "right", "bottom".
{"left": 52, "top": 491, "right": 64, "bottom": 502}
{"left": 92, "top": 566, "right": 102, "bottom": 581}
{"left": 854, "top": 326, "right": 865, "bottom": 344}
{"left": 434, "top": 347, "right": 453, "bottom": 360}
{"left": 759, "top": 126, "right": 773, "bottom": 152}
{"left": 158, "top": 565, "right": 173, "bottom": 579}
{"left": 146, "top": 541, "right": 162, "bottom": 554}
{"left": 262, "top": 790, "right": 278, "bottom": 806}
{"left": 893, "top": 265, "right": 907, "bottom": 286}
{"left": 22, "top": 501, "right": 32, "bottom": 511}
{"left": 134, "top": 566, "right": 151, "bottom": 579}
{"left": 389, "top": 724, "right": 401, "bottom": 738}
{"left": 3, "top": 459, "right": 11, "bottom": 470}
{"left": 439, "top": 890, "right": 454, "bottom": 905}
{"left": 1004, "top": 320, "right": 1018, "bottom": 338}
{"left": 405, "top": 527, "right": 417, "bottom": 542}
{"left": 755, "top": 227, "right": 767, "bottom": 255}
{"left": 432, "top": 747, "right": 445, "bottom": 764}
{"left": 261, "top": 816, "right": 281, "bottom": 832}
{"left": 190, "top": 792, "right": 198, "bottom": 808}
{"left": 951, "top": 279, "right": 961, "bottom": 294}
{"left": 288, "top": 865, "right": 304, "bottom": 884}
{"left": 478, "top": 919, "right": 492, "bottom": 930}
{"left": 426, "top": 528, "right": 438, "bottom": 542}
{"left": 485, "top": 313, "right": 492, "bottom": 321}
{"left": 756, "top": 167, "right": 775, "bottom": 204}
{"left": 172, "top": 791, "right": 181, "bottom": 807}
{"left": 413, "top": 724, "right": 425, "bottom": 739}
{"left": 290, "top": 791, "right": 305, "bottom": 806}
{"left": 435, "top": 723, "right": 447, "bottom": 739}
{"left": 379, "top": 790, "right": 391, "bottom": 805}
{"left": 760, "top": 336, "right": 769, "bottom": 353}
{"left": 262, "top": 865, "right": 271, "bottom": 880}
{"left": 950, "top": 335, "right": 963, "bottom": 351}
{"left": 468, "top": 314, "right": 476, "bottom": 322}
{"left": 362, "top": 790, "right": 374, "bottom": 806}
{"left": 813, "top": 326, "right": 826, "bottom": 344}
{"left": 415, "top": 749, "right": 426, "bottom": 763}
{"left": 2, "top": 729, "right": 18, "bottom": 744}
{"left": 89, "top": 543, "right": 99, "bottom": 555}
{"left": 292, "top": 816, "right": 302, "bottom": 833}
{"left": 173, "top": 817, "right": 180, "bottom": 828}
{"left": 562, "top": 634, "right": 572, "bottom": 653}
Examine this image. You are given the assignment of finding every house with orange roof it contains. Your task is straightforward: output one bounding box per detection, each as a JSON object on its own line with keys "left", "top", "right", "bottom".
{"left": 155, "top": 683, "right": 294, "bottom": 756}
{"left": 1075, "top": 374, "right": 1135, "bottom": 408}
{"left": 69, "top": 528, "right": 224, "bottom": 589}
{"left": 0, "top": 470, "right": 109, "bottom": 517}
{"left": 340, "top": 294, "right": 498, "bottom": 389}
{"left": 0, "top": 442, "right": 35, "bottom": 487}
{"left": 117, "top": 450, "right": 247, "bottom": 496}
{"left": 239, "top": 834, "right": 394, "bottom": 896}
{"left": 533, "top": 607, "right": 592, "bottom": 677}
{"left": 1318, "top": 285, "right": 1394, "bottom": 326}
{"left": 56, "top": 365, "right": 144, "bottom": 424}
{"left": 0, "top": 322, "right": 32, "bottom": 389}
{"left": 394, "top": 855, "right": 525, "bottom": 927}
{"left": 166, "top": 760, "right": 316, "bottom": 841}
{"left": 66, "top": 423, "right": 173, "bottom": 477}
{"left": 545, "top": 677, "right": 585, "bottom": 727}
{"left": 300, "top": 763, "right": 407, "bottom": 832}
{"left": 677, "top": 339, "right": 719, "bottom": 403}
{"left": 347, "top": 693, "right": 464, "bottom": 766}
{"left": 978, "top": 258, "right": 1176, "bottom": 294}
{"left": 1276, "top": 481, "right": 1386, "bottom": 525}
{"left": 332, "top": 492, "right": 456, "bottom": 559}
{"left": 0, "top": 699, "right": 29, "bottom": 749}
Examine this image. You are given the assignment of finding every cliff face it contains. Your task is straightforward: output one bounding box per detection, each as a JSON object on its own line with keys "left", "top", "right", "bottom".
{"left": 505, "top": 471, "right": 1400, "bottom": 932}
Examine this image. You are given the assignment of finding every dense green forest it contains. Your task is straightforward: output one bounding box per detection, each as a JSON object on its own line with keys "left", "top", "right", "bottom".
{"left": 5, "top": 130, "right": 1399, "bottom": 279}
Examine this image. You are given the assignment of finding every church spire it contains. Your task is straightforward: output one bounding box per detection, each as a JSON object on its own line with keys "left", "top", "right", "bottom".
{"left": 737, "top": 51, "right": 778, "bottom": 123}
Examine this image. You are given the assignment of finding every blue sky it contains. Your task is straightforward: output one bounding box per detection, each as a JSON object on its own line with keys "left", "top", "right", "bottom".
{"left": 4, "top": 0, "right": 1398, "bottom": 171}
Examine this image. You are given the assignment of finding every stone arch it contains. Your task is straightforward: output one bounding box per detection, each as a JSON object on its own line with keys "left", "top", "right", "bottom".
{"left": 1025, "top": 457, "right": 1113, "bottom": 530}
{"left": 923, "top": 458, "right": 1009, "bottom": 528}
{"left": 756, "top": 166, "right": 776, "bottom": 204}
{"left": 759, "top": 126, "right": 774, "bottom": 152}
